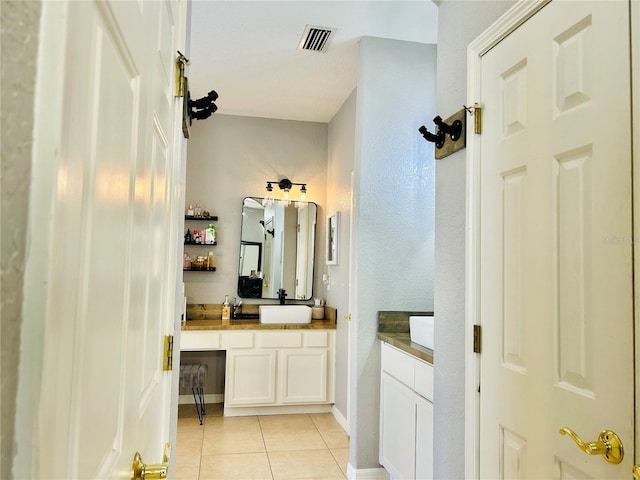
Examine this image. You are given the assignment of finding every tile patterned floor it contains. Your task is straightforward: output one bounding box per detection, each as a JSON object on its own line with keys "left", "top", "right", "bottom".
{"left": 175, "top": 404, "right": 349, "bottom": 480}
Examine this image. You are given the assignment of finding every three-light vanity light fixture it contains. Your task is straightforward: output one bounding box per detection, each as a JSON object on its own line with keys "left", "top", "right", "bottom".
{"left": 264, "top": 178, "right": 308, "bottom": 206}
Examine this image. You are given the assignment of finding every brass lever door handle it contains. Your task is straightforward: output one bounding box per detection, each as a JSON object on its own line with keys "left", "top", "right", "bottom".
{"left": 559, "top": 427, "right": 623, "bottom": 464}
{"left": 632, "top": 465, "right": 640, "bottom": 478}
{"left": 132, "top": 443, "right": 171, "bottom": 479}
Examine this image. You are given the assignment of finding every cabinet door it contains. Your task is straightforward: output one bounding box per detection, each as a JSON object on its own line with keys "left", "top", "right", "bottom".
{"left": 279, "top": 349, "right": 328, "bottom": 403}
{"left": 225, "top": 349, "right": 276, "bottom": 405}
{"left": 415, "top": 397, "right": 433, "bottom": 480}
{"left": 380, "top": 372, "right": 416, "bottom": 480}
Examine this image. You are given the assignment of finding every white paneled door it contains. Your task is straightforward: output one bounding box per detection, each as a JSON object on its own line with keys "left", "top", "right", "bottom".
{"left": 21, "top": 1, "right": 187, "bottom": 478}
{"left": 478, "top": 1, "right": 633, "bottom": 478}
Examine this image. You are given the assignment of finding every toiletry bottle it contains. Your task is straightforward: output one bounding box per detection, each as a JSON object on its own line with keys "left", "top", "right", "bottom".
{"left": 222, "top": 295, "right": 231, "bottom": 320}
{"left": 185, "top": 228, "right": 192, "bottom": 243}
{"left": 207, "top": 224, "right": 216, "bottom": 244}
{"left": 187, "top": 204, "right": 194, "bottom": 216}
{"left": 207, "top": 251, "right": 214, "bottom": 269}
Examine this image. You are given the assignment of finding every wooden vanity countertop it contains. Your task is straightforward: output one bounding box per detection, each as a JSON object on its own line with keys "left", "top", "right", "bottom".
{"left": 182, "top": 304, "right": 337, "bottom": 330}
{"left": 181, "top": 318, "right": 336, "bottom": 331}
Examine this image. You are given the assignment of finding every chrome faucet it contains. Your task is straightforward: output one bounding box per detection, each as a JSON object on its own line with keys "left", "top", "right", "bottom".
{"left": 277, "top": 288, "right": 287, "bottom": 305}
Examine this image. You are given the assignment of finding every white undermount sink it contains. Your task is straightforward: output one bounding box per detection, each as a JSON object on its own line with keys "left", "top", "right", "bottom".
{"left": 410, "top": 315, "right": 434, "bottom": 350}
{"left": 259, "top": 305, "right": 312, "bottom": 324}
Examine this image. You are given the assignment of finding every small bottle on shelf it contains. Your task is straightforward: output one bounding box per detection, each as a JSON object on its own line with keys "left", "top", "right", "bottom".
{"left": 207, "top": 251, "right": 214, "bottom": 269}
{"left": 206, "top": 224, "right": 216, "bottom": 244}
{"left": 195, "top": 203, "right": 202, "bottom": 217}
{"left": 185, "top": 228, "right": 192, "bottom": 243}
{"left": 187, "top": 204, "right": 194, "bottom": 216}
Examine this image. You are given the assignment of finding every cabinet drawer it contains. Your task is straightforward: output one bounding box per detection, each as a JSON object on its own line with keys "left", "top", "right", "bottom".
{"left": 381, "top": 343, "right": 415, "bottom": 388}
{"left": 180, "top": 331, "right": 221, "bottom": 350}
{"left": 228, "top": 332, "right": 254, "bottom": 348}
{"left": 304, "top": 331, "right": 328, "bottom": 347}
{"left": 259, "top": 331, "right": 302, "bottom": 348}
{"left": 414, "top": 359, "right": 434, "bottom": 401}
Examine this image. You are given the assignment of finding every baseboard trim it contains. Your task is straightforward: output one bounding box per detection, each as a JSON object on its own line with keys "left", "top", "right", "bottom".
{"left": 223, "top": 403, "right": 332, "bottom": 417}
{"left": 178, "top": 393, "right": 223, "bottom": 405}
{"left": 346, "top": 463, "right": 389, "bottom": 480}
{"left": 331, "top": 405, "right": 349, "bottom": 435}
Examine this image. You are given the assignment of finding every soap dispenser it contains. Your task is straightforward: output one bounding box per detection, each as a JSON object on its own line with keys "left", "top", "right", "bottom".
{"left": 221, "top": 295, "right": 231, "bottom": 320}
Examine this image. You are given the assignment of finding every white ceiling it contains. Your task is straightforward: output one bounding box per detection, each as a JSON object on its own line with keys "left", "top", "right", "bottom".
{"left": 188, "top": 1, "right": 439, "bottom": 123}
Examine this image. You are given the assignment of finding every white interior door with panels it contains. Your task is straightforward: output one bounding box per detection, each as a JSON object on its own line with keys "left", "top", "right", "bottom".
{"left": 468, "top": 1, "right": 634, "bottom": 478}
{"left": 18, "top": 0, "right": 188, "bottom": 478}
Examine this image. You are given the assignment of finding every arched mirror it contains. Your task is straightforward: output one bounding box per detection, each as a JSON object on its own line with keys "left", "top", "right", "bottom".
{"left": 238, "top": 197, "right": 317, "bottom": 300}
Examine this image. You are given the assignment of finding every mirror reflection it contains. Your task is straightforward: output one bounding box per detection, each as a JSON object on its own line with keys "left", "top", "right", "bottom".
{"left": 238, "top": 197, "right": 317, "bottom": 300}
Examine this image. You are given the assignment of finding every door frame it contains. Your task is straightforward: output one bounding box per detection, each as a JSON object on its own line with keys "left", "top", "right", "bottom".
{"left": 463, "top": 0, "right": 639, "bottom": 477}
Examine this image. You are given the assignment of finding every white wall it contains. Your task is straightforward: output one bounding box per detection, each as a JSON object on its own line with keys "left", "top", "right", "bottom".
{"left": 0, "top": 2, "right": 42, "bottom": 477}
{"left": 185, "top": 114, "right": 328, "bottom": 304}
{"left": 327, "top": 89, "right": 357, "bottom": 425}
{"left": 350, "top": 36, "right": 436, "bottom": 469}
{"left": 433, "top": 2, "right": 515, "bottom": 478}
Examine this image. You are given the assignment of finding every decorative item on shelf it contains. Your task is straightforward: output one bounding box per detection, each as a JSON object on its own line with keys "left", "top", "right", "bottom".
{"left": 205, "top": 224, "right": 216, "bottom": 244}
{"left": 419, "top": 107, "right": 468, "bottom": 159}
{"left": 185, "top": 254, "right": 216, "bottom": 271}
{"left": 264, "top": 178, "right": 308, "bottom": 206}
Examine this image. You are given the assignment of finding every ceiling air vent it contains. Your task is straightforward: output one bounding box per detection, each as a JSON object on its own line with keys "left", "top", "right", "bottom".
{"left": 297, "top": 25, "right": 336, "bottom": 53}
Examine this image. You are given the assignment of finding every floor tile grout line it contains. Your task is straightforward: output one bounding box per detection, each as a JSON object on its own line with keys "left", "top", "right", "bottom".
{"left": 177, "top": 406, "right": 348, "bottom": 480}
{"left": 258, "top": 415, "right": 276, "bottom": 480}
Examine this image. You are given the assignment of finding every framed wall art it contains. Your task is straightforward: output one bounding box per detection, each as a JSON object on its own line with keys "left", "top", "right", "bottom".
{"left": 326, "top": 212, "right": 340, "bottom": 265}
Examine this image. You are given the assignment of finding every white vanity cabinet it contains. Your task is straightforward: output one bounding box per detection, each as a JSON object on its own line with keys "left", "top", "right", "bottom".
{"left": 222, "top": 330, "right": 334, "bottom": 414}
{"left": 180, "top": 328, "right": 334, "bottom": 415}
{"left": 226, "top": 348, "right": 277, "bottom": 405}
{"left": 379, "top": 342, "right": 433, "bottom": 480}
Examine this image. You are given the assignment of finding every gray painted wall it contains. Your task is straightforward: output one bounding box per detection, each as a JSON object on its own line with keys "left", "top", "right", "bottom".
{"left": 350, "top": 36, "right": 436, "bottom": 469}
{"left": 1, "top": 1, "right": 42, "bottom": 477}
{"left": 185, "top": 114, "right": 328, "bottom": 305}
{"left": 433, "top": 2, "right": 515, "bottom": 478}
{"left": 184, "top": 114, "right": 328, "bottom": 395}
{"left": 326, "top": 89, "right": 357, "bottom": 424}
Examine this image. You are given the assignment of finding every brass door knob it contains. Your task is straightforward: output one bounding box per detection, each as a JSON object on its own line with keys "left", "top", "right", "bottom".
{"left": 559, "top": 427, "right": 623, "bottom": 464}
{"left": 632, "top": 464, "right": 640, "bottom": 479}
{"left": 132, "top": 443, "right": 171, "bottom": 479}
